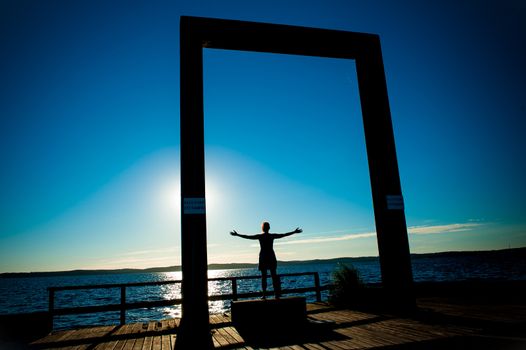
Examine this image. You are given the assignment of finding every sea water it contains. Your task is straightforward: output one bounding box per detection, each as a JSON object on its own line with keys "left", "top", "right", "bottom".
{"left": 1, "top": 252, "right": 525, "bottom": 330}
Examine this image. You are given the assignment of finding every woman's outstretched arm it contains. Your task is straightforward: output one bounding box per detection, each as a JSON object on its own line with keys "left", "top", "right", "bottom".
{"left": 273, "top": 227, "right": 302, "bottom": 239}
{"left": 230, "top": 230, "right": 260, "bottom": 240}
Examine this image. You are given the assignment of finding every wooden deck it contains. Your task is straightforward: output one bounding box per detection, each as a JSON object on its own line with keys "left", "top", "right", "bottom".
{"left": 29, "top": 300, "right": 526, "bottom": 350}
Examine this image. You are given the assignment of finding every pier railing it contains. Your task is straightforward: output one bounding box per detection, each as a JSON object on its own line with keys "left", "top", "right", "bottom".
{"left": 48, "top": 271, "right": 328, "bottom": 328}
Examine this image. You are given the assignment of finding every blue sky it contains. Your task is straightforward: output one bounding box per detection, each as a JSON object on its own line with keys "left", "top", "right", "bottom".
{"left": 1, "top": 0, "right": 525, "bottom": 272}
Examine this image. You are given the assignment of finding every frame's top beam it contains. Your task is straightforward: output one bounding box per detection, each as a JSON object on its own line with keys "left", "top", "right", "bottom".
{"left": 181, "top": 16, "right": 380, "bottom": 60}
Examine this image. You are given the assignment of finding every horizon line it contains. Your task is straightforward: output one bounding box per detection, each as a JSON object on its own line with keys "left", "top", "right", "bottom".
{"left": 1, "top": 246, "right": 524, "bottom": 276}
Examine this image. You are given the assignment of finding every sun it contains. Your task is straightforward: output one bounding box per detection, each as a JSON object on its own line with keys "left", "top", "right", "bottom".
{"left": 159, "top": 176, "right": 223, "bottom": 215}
{"left": 160, "top": 180, "right": 180, "bottom": 213}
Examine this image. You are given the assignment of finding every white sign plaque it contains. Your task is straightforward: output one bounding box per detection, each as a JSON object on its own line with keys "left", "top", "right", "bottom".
{"left": 183, "top": 197, "right": 206, "bottom": 214}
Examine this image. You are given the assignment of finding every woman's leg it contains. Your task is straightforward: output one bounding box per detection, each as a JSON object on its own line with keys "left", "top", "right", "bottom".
{"left": 261, "top": 269, "right": 268, "bottom": 299}
{"left": 270, "top": 268, "right": 281, "bottom": 298}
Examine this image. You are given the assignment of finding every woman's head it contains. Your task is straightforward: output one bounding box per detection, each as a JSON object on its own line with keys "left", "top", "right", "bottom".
{"left": 262, "top": 221, "right": 270, "bottom": 233}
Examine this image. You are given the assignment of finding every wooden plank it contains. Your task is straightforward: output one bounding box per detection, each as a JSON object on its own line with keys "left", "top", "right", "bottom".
{"left": 160, "top": 320, "right": 170, "bottom": 332}
{"left": 348, "top": 323, "right": 408, "bottom": 347}
{"left": 56, "top": 329, "right": 85, "bottom": 345}
{"left": 390, "top": 319, "right": 455, "bottom": 340}
{"left": 61, "top": 329, "right": 86, "bottom": 342}
{"left": 381, "top": 321, "right": 451, "bottom": 343}
{"left": 32, "top": 328, "right": 72, "bottom": 346}
{"left": 132, "top": 337, "right": 144, "bottom": 350}
{"left": 171, "top": 335, "right": 176, "bottom": 350}
{"left": 215, "top": 327, "right": 240, "bottom": 346}
{"left": 211, "top": 313, "right": 231, "bottom": 328}
{"left": 75, "top": 342, "right": 92, "bottom": 350}
{"left": 111, "top": 338, "right": 127, "bottom": 350}
{"left": 361, "top": 323, "right": 410, "bottom": 346}
{"left": 339, "top": 339, "right": 367, "bottom": 349}
{"left": 132, "top": 322, "right": 145, "bottom": 335}
{"left": 151, "top": 335, "right": 161, "bottom": 350}
{"left": 211, "top": 328, "right": 230, "bottom": 348}
{"left": 168, "top": 318, "right": 178, "bottom": 330}
{"left": 57, "top": 345, "right": 80, "bottom": 350}
{"left": 211, "top": 334, "right": 221, "bottom": 348}
{"left": 93, "top": 339, "right": 119, "bottom": 350}
{"left": 371, "top": 320, "right": 428, "bottom": 342}
{"left": 115, "top": 323, "right": 136, "bottom": 336}
{"left": 301, "top": 343, "right": 328, "bottom": 350}
{"left": 121, "top": 338, "right": 136, "bottom": 350}
{"left": 209, "top": 314, "right": 222, "bottom": 325}
{"left": 141, "top": 336, "right": 153, "bottom": 350}
{"left": 355, "top": 325, "right": 404, "bottom": 347}
{"left": 331, "top": 309, "right": 376, "bottom": 323}
{"left": 318, "top": 340, "right": 354, "bottom": 350}
{"left": 385, "top": 318, "right": 464, "bottom": 340}
{"left": 75, "top": 324, "right": 107, "bottom": 349}
{"left": 222, "top": 326, "right": 245, "bottom": 344}
{"left": 94, "top": 325, "right": 117, "bottom": 337}
{"left": 161, "top": 334, "right": 171, "bottom": 350}
{"left": 333, "top": 327, "right": 382, "bottom": 348}
{"left": 87, "top": 324, "right": 114, "bottom": 342}
{"left": 309, "top": 308, "right": 371, "bottom": 324}
{"left": 146, "top": 320, "right": 156, "bottom": 332}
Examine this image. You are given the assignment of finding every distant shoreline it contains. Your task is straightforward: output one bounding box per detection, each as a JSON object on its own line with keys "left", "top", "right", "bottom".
{"left": 1, "top": 247, "right": 524, "bottom": 279}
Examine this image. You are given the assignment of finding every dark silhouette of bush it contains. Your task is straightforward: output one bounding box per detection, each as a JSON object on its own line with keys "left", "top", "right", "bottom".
{"left": 329, "top": 263, "right": 364, "bottom": 307}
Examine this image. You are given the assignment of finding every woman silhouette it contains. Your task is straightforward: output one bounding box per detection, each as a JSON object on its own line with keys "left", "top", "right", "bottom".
{"left": 230, "top": 222, "right": 302, "bottom": 298}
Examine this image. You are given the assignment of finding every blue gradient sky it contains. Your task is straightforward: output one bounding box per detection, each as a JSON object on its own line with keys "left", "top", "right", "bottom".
{"left": 1, "top": 0, "right": 525, "bottom": 272}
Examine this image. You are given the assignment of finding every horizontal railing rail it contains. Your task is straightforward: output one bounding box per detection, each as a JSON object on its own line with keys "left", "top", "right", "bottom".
{"left": 48, "top": 272, "right": 329, "bottom": 328}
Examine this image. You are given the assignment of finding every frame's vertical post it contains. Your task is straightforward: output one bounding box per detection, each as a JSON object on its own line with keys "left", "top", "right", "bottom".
{"left": 178, "top": 17, "right": 213, "bottom": 349}
{"left": 356, "top": 38, "right": 414, "bottom": 308}
{"left": 120, "top": 286, "right": 126, "bottom": 325}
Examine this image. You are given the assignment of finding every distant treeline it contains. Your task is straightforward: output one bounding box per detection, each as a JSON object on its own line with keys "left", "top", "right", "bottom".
{"left": 0, "top": 266, "right": 182, "bottom": 279}
{"left": 1, "top": 247, "right": 524, "bottom": 279}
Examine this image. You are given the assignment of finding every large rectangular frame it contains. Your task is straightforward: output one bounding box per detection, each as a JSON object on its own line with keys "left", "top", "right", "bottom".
{"left": 179, "top": 16, "right": 414, "bottom": 349}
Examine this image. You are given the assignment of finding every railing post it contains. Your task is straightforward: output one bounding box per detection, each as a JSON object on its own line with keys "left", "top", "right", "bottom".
{"left": 48, "top": 288, "right": 55, "bottom": 331}
{"left": 120, "top": 286, "right": 126, "bottom": 325}
{"left": 314, "top": 272, "right": 322, "bottom": 302}
{"left": 231, "top": 278, "right": 238, "bottom": 301}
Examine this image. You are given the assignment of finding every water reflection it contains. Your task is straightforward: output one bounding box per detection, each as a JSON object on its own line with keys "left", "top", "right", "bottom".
{"left": 158, "top": 272, "right": 182, "bottom": 318}
{"left": 208, "top": 270, "right": 233, "bottom": 314}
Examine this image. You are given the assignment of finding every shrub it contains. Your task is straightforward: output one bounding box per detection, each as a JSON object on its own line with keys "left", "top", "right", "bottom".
{"left": 329, "top": 263, "right": 364, "bottom": 307}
